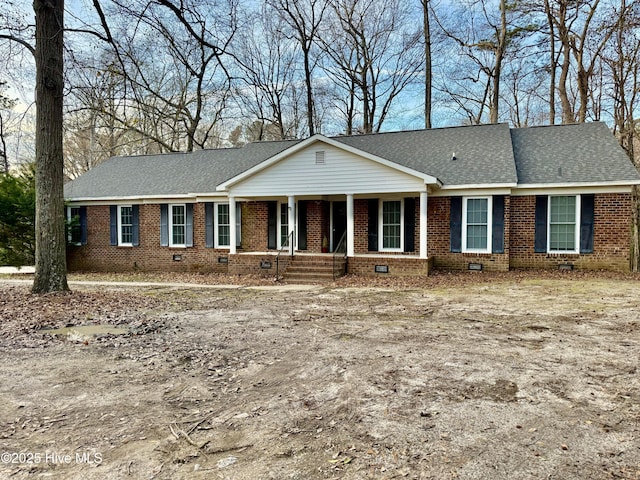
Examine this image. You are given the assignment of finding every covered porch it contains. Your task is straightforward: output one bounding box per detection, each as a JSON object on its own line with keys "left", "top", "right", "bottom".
{"left": 215, "top": 133, "right": 440, "bottom": 279}
{"left": 222, "top": 192, "right": 432, "bottom": 280}
{"left": 227, "top": 193, "right": 430, "bottom": 259}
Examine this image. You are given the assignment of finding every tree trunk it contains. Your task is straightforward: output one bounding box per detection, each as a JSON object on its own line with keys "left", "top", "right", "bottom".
{"left": 544, "top": 0, "right": 556, "bottom": 124}
{"left": 489, "top": 0, "right": 507, "bottom": 124}
{"left": 303, "top": 48, "right": 315, "bottom": 136}
{"left": 1, "top": 115, "right": 8, "bottom": 173}
{"left": 32, "top": 0, "right": 69, "bottom": 293}
{"left": 422, "top": 0, "right": 432, "bottom": 129}
{"left": 556, "top": 0, "right": 574, "bottom": 124}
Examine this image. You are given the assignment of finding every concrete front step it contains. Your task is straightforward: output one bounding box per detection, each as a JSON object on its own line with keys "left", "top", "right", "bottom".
{"left": 283, "top": 255, "right": 346, "bottom": 284}
{"left": 284, "top": 272, "right": 336, "bottom": 284}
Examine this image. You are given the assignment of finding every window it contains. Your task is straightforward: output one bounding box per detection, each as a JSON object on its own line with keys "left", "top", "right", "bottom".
{"left": 118, "top": 206, "right": 133, "bottom": 246}
{"left": 462, "top": 197, "right": 492, "bottom": 253}
{"left": 380, "top": 200, "right": 403, "bottom": 251}
{"left": 549, "top": 195, "right": 579, "bottom": 253}
{"left": 216, "top": 203, "right": 230, "bottom": 247}
{"left": 170, "top": 204, "right": 186, "bottom": 247}
{"left": 280, "top": 203, "right": 290, "bottom": 248}
{"left": 67, "top": 207, "right": 82, "bottom": 245}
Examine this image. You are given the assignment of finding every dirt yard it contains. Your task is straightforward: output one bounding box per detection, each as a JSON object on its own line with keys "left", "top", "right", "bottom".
{"left": 0, "top": 272, "right": 639, "bottom": 479}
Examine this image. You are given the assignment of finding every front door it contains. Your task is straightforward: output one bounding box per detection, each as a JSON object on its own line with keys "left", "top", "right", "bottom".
{"left": 331, "top": 201, "right": 347, "bottom": 252}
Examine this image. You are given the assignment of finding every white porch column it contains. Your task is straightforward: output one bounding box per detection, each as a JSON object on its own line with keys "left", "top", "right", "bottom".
{"left": 288, "top": 195, "right": 295, "bottom": 255}
{"left": 229, "top": 196, "right": 237, "bottom": 254}
{"left": 419, "top": 191, "right": 428, "bottom": 259}
{"left": 346, "top": 194, "right": 355, "bottom": 257}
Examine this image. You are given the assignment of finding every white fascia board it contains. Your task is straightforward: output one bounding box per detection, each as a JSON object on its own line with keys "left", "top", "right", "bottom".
{"left": 512, "top": 181, "right": 638, "bottom": 196}
{"left": 432, "top": 184, "right": 516, "bottom": 197}
{"left": 65, "top": 194, "right": 198, "bottom": 205}
{"left": 192, "top": 193, "right": 229, "bottom": 202}
{"left": 65, "top": 192, "right": 231, "bottom": 205}
{"left": 216, "top": 134, "right": 441, "bottom": 191}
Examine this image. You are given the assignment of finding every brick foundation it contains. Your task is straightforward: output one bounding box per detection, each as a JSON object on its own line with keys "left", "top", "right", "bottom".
{"left": 347, "top": 256, "right": 432, "bottom": 277}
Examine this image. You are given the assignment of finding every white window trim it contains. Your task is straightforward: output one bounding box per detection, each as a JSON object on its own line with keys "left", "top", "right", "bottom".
{"left": 169, "top": 203, "right": 187, "bottom": 248}
{"left": 67, "top": 206, "right": 82, "bottom": 246}
{"left": 547, "top": 194, "right": 580, "bottom": 254}
{"left": 462, "top": 196, "right": 493, "bottom": 254}
{"left": 214, "top": 202, "right": 231, "bottom": 249}
{"left": 117, "top": 205, "right": 134, "bottom": 247}
{"left": 378, "top": 199, "right": 404, "bottom": 252}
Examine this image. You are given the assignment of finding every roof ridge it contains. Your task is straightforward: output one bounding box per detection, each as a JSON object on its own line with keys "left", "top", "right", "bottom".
{"left": 328, "top": 122, "right": 508, "bottom": 141}
{"left": 510, "top": 121, "right": 604, "bottom": 132}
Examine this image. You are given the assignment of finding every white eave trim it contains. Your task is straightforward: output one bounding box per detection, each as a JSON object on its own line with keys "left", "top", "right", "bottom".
{"left": 216, "top": 134, "right": 441, "bottom": 191}
{"left": 439, "top": 182, "right": 518, "bottom": 190}
{"left": 432, "top": 183, "right": 516, "bottom": 196}
{"left": 515, "top": 180, "right": 640, "bottom": 189}
{"left": 65, "top": 192, "right": 227, "bottom": 205}
{"left": 512, "top": 181, "right": 639, "bottom": 195}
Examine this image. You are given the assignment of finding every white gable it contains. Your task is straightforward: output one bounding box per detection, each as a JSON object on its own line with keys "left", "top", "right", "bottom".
{"left": 226, "top": 141, "right": 429, "bottom": 197}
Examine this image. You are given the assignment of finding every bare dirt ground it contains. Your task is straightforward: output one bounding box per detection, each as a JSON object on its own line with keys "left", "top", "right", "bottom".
{"left": 0, "top": 271, "right": 639, "bottom": 479}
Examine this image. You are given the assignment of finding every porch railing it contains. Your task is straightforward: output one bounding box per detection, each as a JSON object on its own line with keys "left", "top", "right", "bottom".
{"left": 333, "top": 231, "right": 347, "bottom": 280}
{"left": 275, "top": 230, "right": 295, "bottom": 280}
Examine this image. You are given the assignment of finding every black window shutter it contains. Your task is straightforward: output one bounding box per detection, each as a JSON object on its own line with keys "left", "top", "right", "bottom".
{"left": 109, "top": 205, "right": 118, "bottom": 246}
{"left": 267, "top": 201, "right": 277, "bottom": 249}
{"left": 298, "top": 200, "right": 308, "bottom": 250}
{"left": 492, "top": 195, "right": 505, "bottom": 254}
{"left": 79, "top": 206, "right": 88, "bottom": 245}
{"left": 186, "top": 203, "right": 194, "bottom": 247}
{"left": 580, "top": 194, "right": 595, "bottom": 253}
{"left": 450, "top": 196, "right": 462, "bottom": 253}
{"left": 368, "top": 199, "right": 378, "bottom": 251}
{"left": 534, "top": 196, "right": 548, "bottom": 253}
{"left": 205, "top": 203, "right": 214, "bottom": 248}
{"left": 160, "top": 204, "right": 169, "bottom": 246}
{"left": 132, "top": 205, "right": 140, "bottom": 246}
{"left": 404, "top": 197, "right": 416, "bottom": 252}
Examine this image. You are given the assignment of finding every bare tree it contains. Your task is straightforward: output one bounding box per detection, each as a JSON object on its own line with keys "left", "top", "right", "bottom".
{"left": 421, "top": 0, "right": 432, "bottom": 128}
{"left": 0, "top": 80, "right": 17, "bottom": 173}
{"left": 601, "top": 0, "right": 640, "bottom": 270}
{"left": 68, "top": 0, "right": 237, "bottom": 154}
{"left": 32, "top": 0, "right": 69, "bottom": 293}
{"left": 234, "top": 6, "right": 304, "bottom": 140}
{"left": 543, "top": 0, "right": 558, "bottom": 123}
{"left": 568, "top": 0, "right": 615, "bottom": 123}
{"left": 432, "top": 0, "right": 535, "bottom": 125}
{"left": 267, "top": 0, "right": 328, "bottom": 137}
{"left": 322, "top": 0, "right": 423, "bottom": 133}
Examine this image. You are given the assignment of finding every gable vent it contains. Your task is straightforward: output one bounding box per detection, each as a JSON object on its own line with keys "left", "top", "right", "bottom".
{"left": 315, "top": 151, "right": 326, "bottom": 165}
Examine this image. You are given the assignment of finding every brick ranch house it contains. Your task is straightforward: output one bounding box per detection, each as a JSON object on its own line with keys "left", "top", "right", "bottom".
{"left": 64, "top": 122, "right": 640, "bottom": 279}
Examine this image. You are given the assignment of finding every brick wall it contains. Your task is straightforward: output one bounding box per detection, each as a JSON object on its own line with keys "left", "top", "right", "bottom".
{"left": 347, "top": 256, "right": 431, "bottom": 276}
{"left": 427, "top": 196, "right": 511, "bottom": 272}
{"left": 68, "top": 193, "right": 633, "bottom": 275}
{"left": 228, "top": 253, "right": 288, "bottom": 277}
{"left": 305, "top": 200, "right": 329, "bottom": 252}
{"left": 509, "top": 193, "right": 631, "bottom": 271}
{"left": 240, "top": 201, "right": 269, "bottom": 251}
{"left": 68, "top": 204, "right": 231, "bottom": 273}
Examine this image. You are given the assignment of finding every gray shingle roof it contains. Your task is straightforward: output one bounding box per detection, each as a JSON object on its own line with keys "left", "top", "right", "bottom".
{"left": 334, "top": 123, "right": 518, "bottom": 186}
{"left": 511, "top": 122, "right": 640, "bottom": 184}
{"left": 64, "top": 122, "right": 640, "bottom": 200}
{"left": 64, "top": 139, "right": 298, "bottom": 199}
